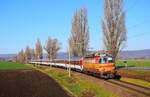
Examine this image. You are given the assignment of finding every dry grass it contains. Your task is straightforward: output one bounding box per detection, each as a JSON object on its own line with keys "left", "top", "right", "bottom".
{"left": 120, "top": 77, "right": 150, "bottom": 88}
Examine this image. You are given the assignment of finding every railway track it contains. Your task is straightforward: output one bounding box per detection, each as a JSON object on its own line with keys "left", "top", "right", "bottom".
{"left": 107, "top": 79, "right": 150, "bottom": 97}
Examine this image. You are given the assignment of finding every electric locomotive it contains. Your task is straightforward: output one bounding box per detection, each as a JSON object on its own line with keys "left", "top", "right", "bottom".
{"left": 81, "top": 52, "right": 116, "bottom": 78}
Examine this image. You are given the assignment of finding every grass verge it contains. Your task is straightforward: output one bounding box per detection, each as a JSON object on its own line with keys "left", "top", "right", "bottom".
{"left": 120, "top": 77, "right": 150, "bottom": 88}
{"left": 33, "top": 65, "right": 119, "bottom": 97}
{"left": 0, "top": 61, "right": 31, "bottom": 70}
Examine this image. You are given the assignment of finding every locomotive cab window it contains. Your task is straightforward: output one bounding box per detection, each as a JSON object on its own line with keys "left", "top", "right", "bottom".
{"left": 99, "top": 57, "right": 113, "bottom": 64}
{"left": 99, "top": 57, "right": 107, "bottom": 64}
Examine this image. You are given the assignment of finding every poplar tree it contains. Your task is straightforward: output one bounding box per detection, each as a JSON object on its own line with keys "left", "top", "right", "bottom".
{"left": 44, "top": 37, "right": 60, "bottom": 61}
{"left": 69, "top": 7, "right": 89, "bottom": 56}
{"left": 35, "top": 39, "right": 43, "bottom": 60}
{"left": 30, "top": 48, "right": 35, "bottom": 60}
{"left": 25, "top": 46, "right": 31, "bottom": 63}
{"left": 102, "top": 0, "right": 127, "bottom": 62}
{"left": 17, "top": 49, "right": 25, "bottom": 63}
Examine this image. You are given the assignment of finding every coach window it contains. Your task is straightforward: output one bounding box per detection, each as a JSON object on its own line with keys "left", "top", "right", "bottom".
{"left": 100, "top": 57, "right": 107, "bottom": 64}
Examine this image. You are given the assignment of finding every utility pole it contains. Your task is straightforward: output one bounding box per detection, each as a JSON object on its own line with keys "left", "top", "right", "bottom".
{"left": 68, "top": 43, "right": 80, "bottom": 77}
{"left": 68, "top": 42, "right": 87, "bottom": 77}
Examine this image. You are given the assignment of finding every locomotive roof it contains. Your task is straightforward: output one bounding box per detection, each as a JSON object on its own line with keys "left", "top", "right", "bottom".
{"left": 84, "top": 52, "right": 112, "bottom": 58}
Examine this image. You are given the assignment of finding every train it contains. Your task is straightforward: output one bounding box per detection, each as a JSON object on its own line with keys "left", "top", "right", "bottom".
{"left": 30, "top": 52, "right": 117, "bottom": 79}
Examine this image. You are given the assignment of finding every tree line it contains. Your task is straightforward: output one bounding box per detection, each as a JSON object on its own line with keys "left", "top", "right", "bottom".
{"left": 16, "top": 0, "right": 127, "bottom": 63}
{"left": 16, "top": 37, "right": 60, "bottom": 64}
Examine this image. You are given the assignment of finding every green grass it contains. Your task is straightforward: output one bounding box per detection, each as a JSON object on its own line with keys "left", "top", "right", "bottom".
{"left": 35, "top": 66, "right": 119, "bottom": 97}
{"left": 120, "top": 77, "right": 150, "bottom": 88}
{"left": 0, "top": 61, "right": 31, "bottom": 70}
{"left": 116, "top": 60, "right": 150, "bottom": 68}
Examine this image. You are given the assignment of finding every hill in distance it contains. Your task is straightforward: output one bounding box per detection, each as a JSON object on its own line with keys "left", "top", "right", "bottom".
{"left": 0, "top": 49, "right": 150, "bottom": 61}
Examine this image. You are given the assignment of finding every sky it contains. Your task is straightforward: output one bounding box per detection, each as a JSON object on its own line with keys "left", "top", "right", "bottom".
{"left": 0, "top": 0, "right": 150, "bottom": 54}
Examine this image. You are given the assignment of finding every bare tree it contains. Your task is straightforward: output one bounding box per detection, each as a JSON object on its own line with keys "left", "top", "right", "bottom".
{"left": 25, "top": 46, "right": 31, "bottom": 63}
{"left": 35, "top": 39, "right": 43, "bottom": 60}
{"left": 44, "top": 37, "right": 53, "bottom": 61}
{"left": 44, "top": 37, "right": 60, "bottom": 61}
{"left": 17, "top": 49, "right": 25, "bottom": 64}
{"left": 69, "top": 7, "right": 89, "bottom": 56}
{"left": 30, "top": 48, "right": 35, "bottom": 60}
{"left": 51, "top": 38, "right": 60, "bottom": 60}
{"left": 102, "top": 0, "right": 127, "bottom": 62}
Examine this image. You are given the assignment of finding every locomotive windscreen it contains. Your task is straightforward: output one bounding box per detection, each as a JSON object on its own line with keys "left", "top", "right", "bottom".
{"left": 99, "top": 57, "right": 113, "bottom": 64}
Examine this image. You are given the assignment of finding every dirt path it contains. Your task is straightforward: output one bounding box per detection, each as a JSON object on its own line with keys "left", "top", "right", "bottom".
{"left": 0, "top": 70, "right": 72, "bottom": 97}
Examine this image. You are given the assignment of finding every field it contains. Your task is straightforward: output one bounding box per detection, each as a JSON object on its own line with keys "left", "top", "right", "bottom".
{"left": 118, "top": 68, "right": 150, "bottom": 82}
{"left": 116, "top": 60, "right": 150, "bottom": 82}
{"left": 116, "top": 60, "right": 150, "bottom": 68}
{"left": 0, "top": 61, "right": 72, "bottom": 97}
{"left": 0, "top": 61, "right": 149, "bottom": 97}
{"left": 0, "top": 61, "right": 31, "bottom": 70}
